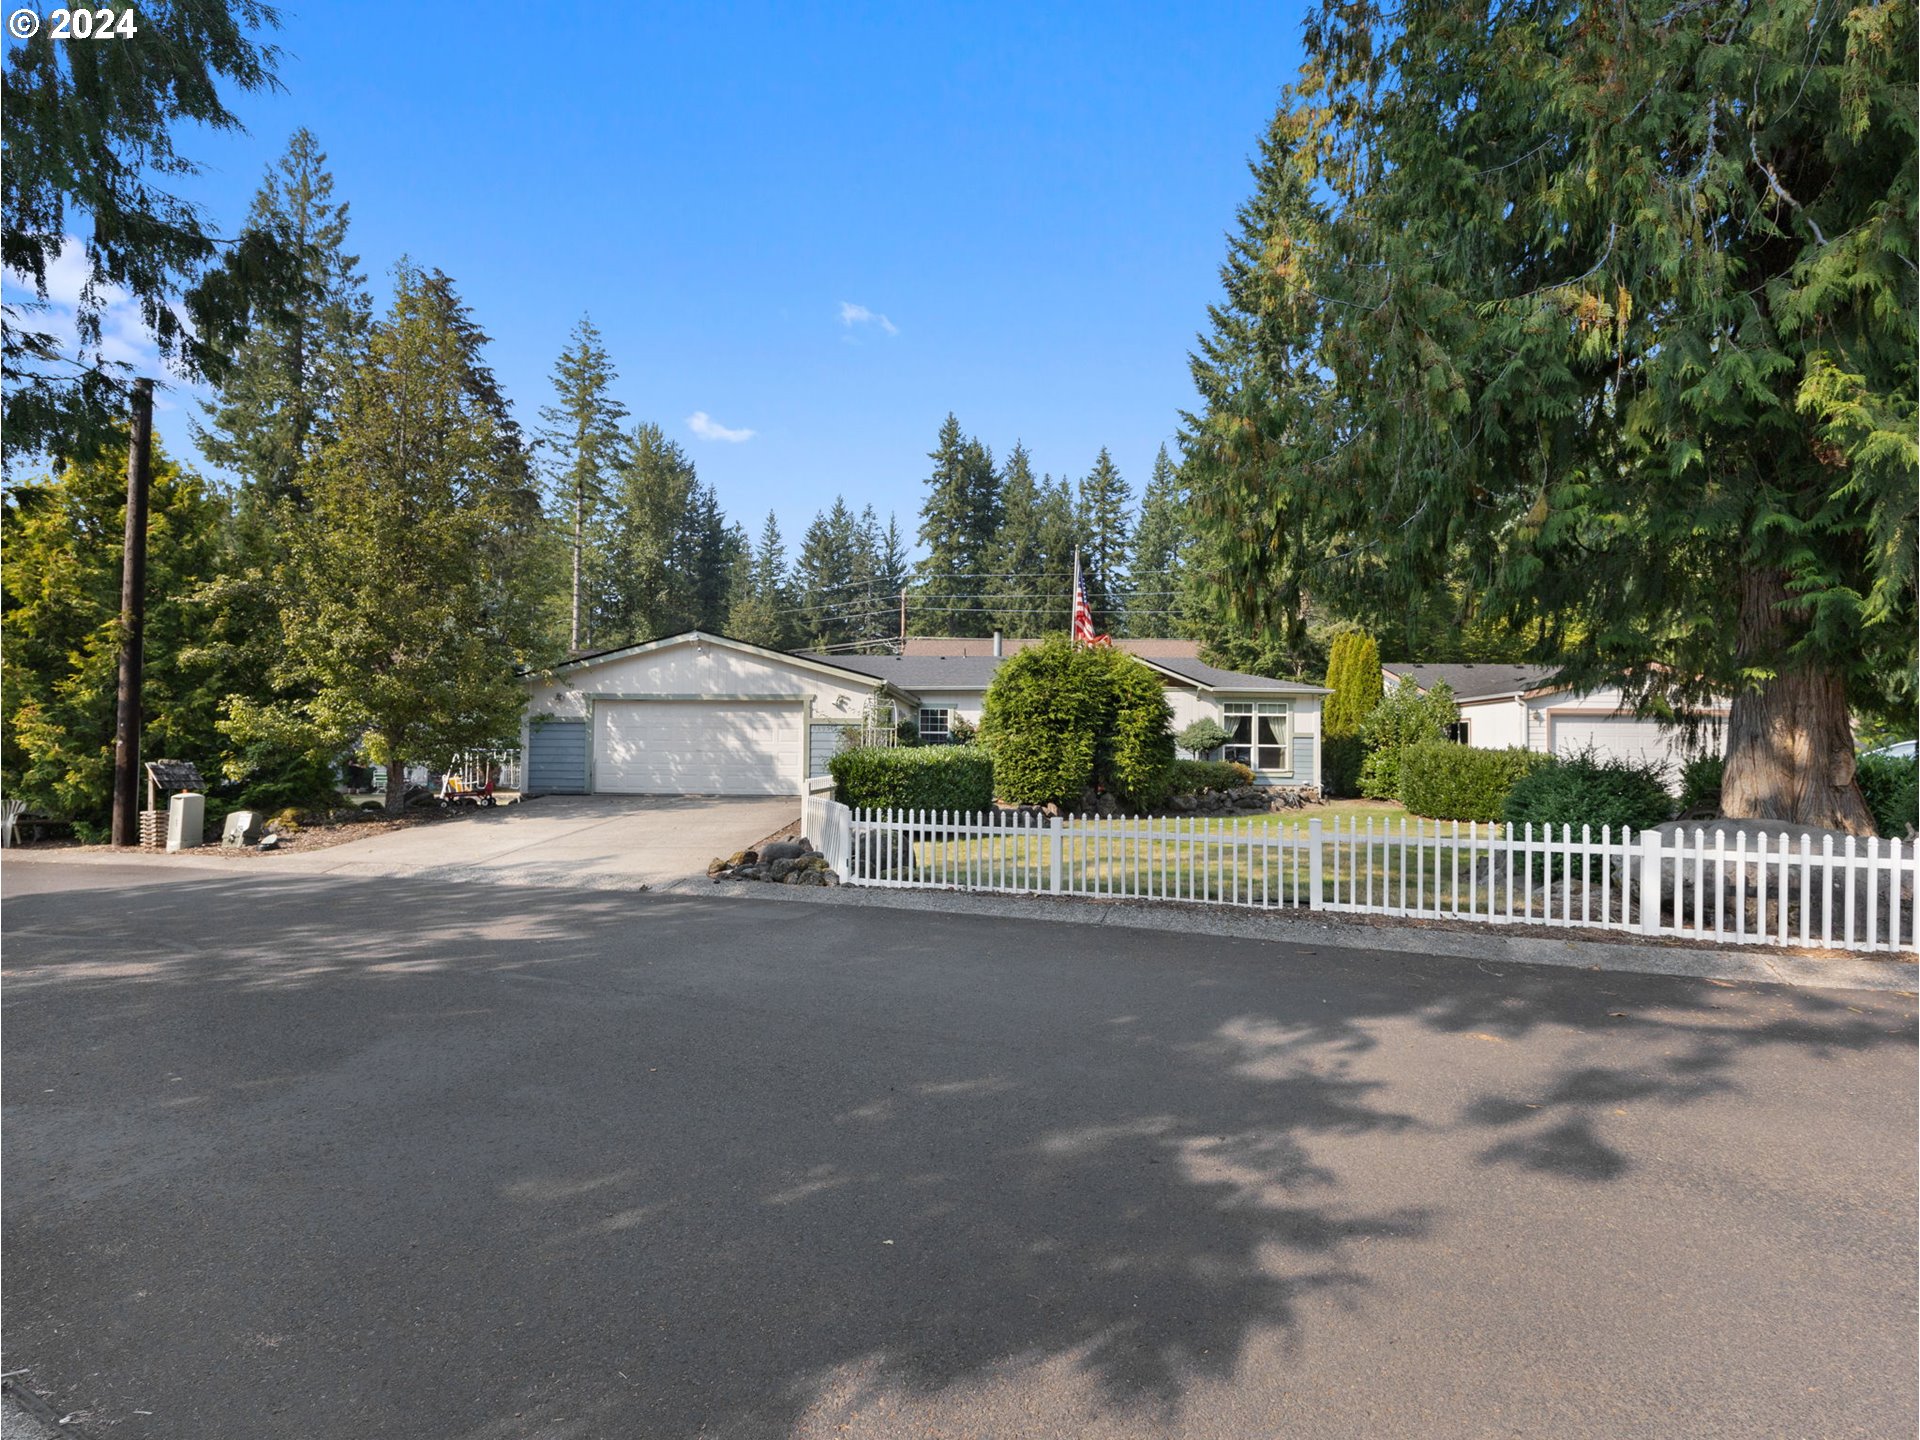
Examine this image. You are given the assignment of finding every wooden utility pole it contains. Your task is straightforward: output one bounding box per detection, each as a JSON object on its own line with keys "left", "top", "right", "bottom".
{"left": 110, "top": 378, "right": 155, "bottom": 847}
{"left": 898, "top": 587, "right": 907, "bottom": 646}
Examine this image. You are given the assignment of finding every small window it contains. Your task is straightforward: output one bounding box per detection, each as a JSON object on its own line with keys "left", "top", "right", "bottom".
{"left": 1222, "top": 701, "right": 1291, "bottom": 774}
{"left": 1445, "top": 720, "right": 1471, "bottom": 745}
{"left": 918, "top": 708, "right": 950, "bottom": 744}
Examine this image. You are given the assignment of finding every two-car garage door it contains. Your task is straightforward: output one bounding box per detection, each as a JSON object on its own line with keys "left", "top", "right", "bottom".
{"left": 592, "top": 700, "right": 799, "bottom": 795}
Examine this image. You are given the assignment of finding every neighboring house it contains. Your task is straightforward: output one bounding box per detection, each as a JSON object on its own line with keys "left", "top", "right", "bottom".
{"left": 519, "top": 629, "right": 1327, "bottom": 796}
{"left": 1380, "top": 662, "right": 1727, "bottom": 771}
{"left": 804, "top": 647, "right": 1327, "bottom": 790}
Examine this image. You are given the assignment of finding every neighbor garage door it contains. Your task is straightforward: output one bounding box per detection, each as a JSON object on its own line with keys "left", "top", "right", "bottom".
{"left": 1552, "top": 715, "right": 1692, "bottom": 770}
{"left": 526, "top": 718, "right": 588, "bottom": 794}
{"left": 593, "top": 701, "right": 799, "bottom": 795}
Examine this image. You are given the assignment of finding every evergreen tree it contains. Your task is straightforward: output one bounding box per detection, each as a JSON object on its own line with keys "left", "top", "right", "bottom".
{"left": 984, "top": 444, "right": 1078, "bottom": 635}
{"left": 198, "top": 130, "right": 371, "bottom": 525}
{"left": 913, "top": 413, "right": 1000, "bottom": 635}
{"left": 728, "top": 511, "right": 796, "bottom": 649}
{"left": 539, "top": 316, "right": 629, "bottom": 650}
{"left": 1194, "top": 1, "right": 1916, "bottom": 829}
{"left": 1130, "top": 444, "right": 1188, "bottom": 636}
{"left": 4, "top": 0, "right": 290, "bottom": 463}
{"left": 1076, "top": 448, "right": 1132, "bottom": 635}
{"left": 795, "top": 497, "right": 863, "bottom": 648}
{"left": 1, "top": 443, "right": 232, "bottom": 833}
{"left": 600, "top": 422, "right": 696, "bottom": 644}
{"left": 1321, "top": 631, "right": 1382, "bottom": 798}
{"left": 242, "top": 265, "right": 537, "bottom": 813}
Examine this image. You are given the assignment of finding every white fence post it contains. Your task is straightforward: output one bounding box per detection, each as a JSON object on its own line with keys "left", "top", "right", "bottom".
{"left": 1639, "top": 828, "right": 1664, "bottom": 936}
{"left": 1307, "top": 818, "right": 1324, "bottom": 911}
{"left": 1049, "top": 815, "right": 1064, "bottom": 893}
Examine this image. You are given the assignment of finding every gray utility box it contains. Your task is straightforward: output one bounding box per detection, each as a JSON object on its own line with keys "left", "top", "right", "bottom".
{"left": 166, "top": 792, "right": 205, "bottom": 852}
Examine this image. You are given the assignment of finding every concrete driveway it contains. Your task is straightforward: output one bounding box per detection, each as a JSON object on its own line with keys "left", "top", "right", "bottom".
{"left": 274, "top": 793, "right": 795, "bottom": 888}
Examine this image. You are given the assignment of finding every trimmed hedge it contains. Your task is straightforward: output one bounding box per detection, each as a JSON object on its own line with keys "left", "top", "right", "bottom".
{"left": 1397, "top": 741, "right": 1547, "bottom": 822}
{"left": 1501, "top": 749, "right": 1673, "bottom": 833}
{"left": 1858, "top": 753, "right": 1918, "bottom": 839}
{"left": 829, "top": 744, "right": 995, "bottom": 813}
{"left": 1169, "top": 759, "right": 1256, "bottom": 795}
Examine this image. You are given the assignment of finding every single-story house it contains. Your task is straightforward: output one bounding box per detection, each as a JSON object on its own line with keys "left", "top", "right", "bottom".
{"left": 1380, "top": 663, "right": 1728, "bottom": 772}
{"left": 519, "top": 630, "right": 1327, "bottom": 796}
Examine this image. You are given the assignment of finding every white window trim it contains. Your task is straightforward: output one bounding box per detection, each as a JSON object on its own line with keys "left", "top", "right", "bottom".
{"left": 1222, "top": 701, "right": 1294, "bottom": 776}
{"left": 918, "top": 707, "right": 951, "bottom": 743}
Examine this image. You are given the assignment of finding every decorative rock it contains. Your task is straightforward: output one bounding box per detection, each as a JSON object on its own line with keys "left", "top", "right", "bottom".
{"left": 761, "top": 840, "right": 810, "bottom": 863}
{"left": 797, "top": 852, "right": 830, "bottom": 873}
{"left": 725, "top": 849, "right": 758, "bottom": 869}
{"left": 769, "top": 857, "right": 802, "bottom": 881}
{"left": 793, "top": 868, "right": 829, "bottom": 886}
{"left": 706, "top": 856, "right": 728, "bottom": 877}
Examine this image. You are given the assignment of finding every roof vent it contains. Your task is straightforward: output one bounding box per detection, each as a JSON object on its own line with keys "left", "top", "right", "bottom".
{"left": 992, "top": 631, "right": 1003, "bottom": 657}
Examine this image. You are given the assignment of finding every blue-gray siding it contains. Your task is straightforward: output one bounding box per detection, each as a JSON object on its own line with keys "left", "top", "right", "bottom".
{"left": 809, "top": 723, "right": 851, "bottom": 778}
{"left": 526, "top": 719, "right": 588, "bottom": 794}
{"left": 1293, "top": 732, "right": 1315, "bottom": 782}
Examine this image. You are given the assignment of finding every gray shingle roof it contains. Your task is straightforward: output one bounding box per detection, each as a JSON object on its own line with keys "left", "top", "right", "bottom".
{"left": 900, "top": 636, "right": 1202, "bottom": 659}
{"left": 796, "top": 651, "right": 1327, "bottom": 695}
{"left": 1381, "top": 662, "right": 1558, "bottom": 701}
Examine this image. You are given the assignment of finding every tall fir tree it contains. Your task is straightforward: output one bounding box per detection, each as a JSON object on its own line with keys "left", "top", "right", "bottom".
{"left": 198, "top": 129, "right": 371, "bottom": 527}
{"left": 795, "top": 497, "right": 863, "bottom": 649}
{"left": 1076, "top": 447, "right": 1132, "bottom": 635}
{"left": 913, "top": 413, "right": 1001, "bottom": 635}
{"left": 241, "top": 265, "right": 540, "bottom": 812}
{"left": 984, "top": 444, "right": 1078, "bottom": 635}
{"left": 1130, "top": 444, "right": 1188, "bottom": 637}
{"left": 727, "top": 511, "right": 796, "bottom": 649}
{"left": 539, "top": 316, "right": 629, "bottom": 651}
{"left": 1191, "top": 0, "right": 1916, "bottom": 829}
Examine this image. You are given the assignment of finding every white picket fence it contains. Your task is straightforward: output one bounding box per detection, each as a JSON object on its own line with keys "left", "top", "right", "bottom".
{"left": 830, "top": 808, "right": 1916, "bottom": 955}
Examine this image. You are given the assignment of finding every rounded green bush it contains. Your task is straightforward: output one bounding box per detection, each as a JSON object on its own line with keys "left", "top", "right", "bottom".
{"left": 1857, "top": 753, "right": 1918, "bottom": 839}
{"left": 980, "top": 638, "right": 1174, "bottom": 811}
{"left": 1501, "top": 749, "right": 1674, "bottom": 833}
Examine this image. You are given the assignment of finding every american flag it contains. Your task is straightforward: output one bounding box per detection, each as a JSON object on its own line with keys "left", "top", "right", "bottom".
{"left": 1071, "top": 549, "right": 1100, "bottom": 645}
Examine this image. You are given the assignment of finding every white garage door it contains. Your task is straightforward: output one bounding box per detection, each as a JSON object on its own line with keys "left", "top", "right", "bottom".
{"left": 593, "top": 701, "right": 799, "bottom": 795}
{"left": 1552, "top": 715, "right": 1705, "bottom": 771}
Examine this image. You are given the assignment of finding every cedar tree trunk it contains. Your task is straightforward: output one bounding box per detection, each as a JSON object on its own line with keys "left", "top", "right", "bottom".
{"left": 1719, "top": 568, "right": 1874, "bottom": 834}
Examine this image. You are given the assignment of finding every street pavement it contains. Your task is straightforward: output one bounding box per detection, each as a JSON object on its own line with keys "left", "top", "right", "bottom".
{"left": 3, "top": 859, "right": 1914, "bottom": 1439}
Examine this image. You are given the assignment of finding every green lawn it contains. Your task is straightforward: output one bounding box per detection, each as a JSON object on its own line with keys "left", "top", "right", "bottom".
{"left": 1177, "top": 798, "right": 1414, "bottom": 834}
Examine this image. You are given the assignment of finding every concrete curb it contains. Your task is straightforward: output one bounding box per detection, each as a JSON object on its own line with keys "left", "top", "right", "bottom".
{"left": 653, "top": 875, "right": 1919, "bottom": 993}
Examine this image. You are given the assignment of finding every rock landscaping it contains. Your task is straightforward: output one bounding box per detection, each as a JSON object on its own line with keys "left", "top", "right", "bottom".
{"left": 708, "top": 837, "right": 841, "bottom": 887}
{"left": 1163, "top": 784, "right": 1324, "bottom": 815}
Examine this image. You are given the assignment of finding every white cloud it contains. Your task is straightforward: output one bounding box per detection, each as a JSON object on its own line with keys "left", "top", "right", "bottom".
{"left": 687, "top": 411, "right": 755, "bottom": 444}
{"left": 838, "top": 301, "right": 898, "bottom": 337}
{"left": 10, "top": 235, "right": 163, "bottom": 372}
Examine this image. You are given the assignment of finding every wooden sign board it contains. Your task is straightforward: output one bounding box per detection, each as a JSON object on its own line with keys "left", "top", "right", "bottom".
{"left": 143, "top": 759, "right": 205, "bottom": 792}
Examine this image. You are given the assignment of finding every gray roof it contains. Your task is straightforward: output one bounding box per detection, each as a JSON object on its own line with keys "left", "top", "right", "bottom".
{"left": 1381, "top": 662, "right": 1558, "bottom": 701}
{"left": 901, "top": 636, "right": 1202, "bottom": 659}
{"left": 796, "top": 650, "right": 1327, "bottom": 696}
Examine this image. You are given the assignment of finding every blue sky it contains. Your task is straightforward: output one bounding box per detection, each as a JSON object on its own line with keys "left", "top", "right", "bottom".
{"left": 36, "top": 1, "right": 1307, "bottom": 551}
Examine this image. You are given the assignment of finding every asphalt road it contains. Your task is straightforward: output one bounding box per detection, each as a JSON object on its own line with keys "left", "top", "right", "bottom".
{"left": 4, "top": 860, "right": 1914, "bottom": 1439}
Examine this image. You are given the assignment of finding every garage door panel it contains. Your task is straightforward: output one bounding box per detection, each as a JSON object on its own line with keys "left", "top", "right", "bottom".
{"left": 594, "top": 702, "right": 797, "bottom": 795}
{"left": 1551, "top": 715, "right": 1719, "bottom": 772}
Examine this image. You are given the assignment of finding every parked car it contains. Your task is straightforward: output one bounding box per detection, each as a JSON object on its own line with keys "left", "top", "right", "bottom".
{"left": 1864, "top": 739, "right": 1917, "bottom": 761}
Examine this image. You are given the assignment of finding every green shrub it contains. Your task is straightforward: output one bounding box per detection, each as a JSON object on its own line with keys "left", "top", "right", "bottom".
{"left": 1320, "top": 632, "right": 1381, "bottom": 797}
{"left": 1169, "top": 759, "right": 1253, "bottom": 795}
{"left": 1176, "top": 718, "right": 1230, "bottom": 757}
{"left": 1857, "top": 754, "right": 1918, "bottom": 839}
{"left": 829, "top": 744, "right": 995, "bottom": 813}
{"left": 947, "top": 714, "right": 978, "bottom": 745}
{"left": 1397, "top": 741, "right": 1547, "bottom": 822}
{"left": 1501, "top": 749, "right": 1674, "bottom": 834}
{"left": 1678, "top": 754, "right": 1724, "bottom": 815}
{"left": 981, "top": 639, "right": 1174, "bottom": 811}
{"left": 894, "top": 718, "right": 919, "bottom": 747}
{"left": 1358, "top": 679, "right": 1457, "bottom": 799}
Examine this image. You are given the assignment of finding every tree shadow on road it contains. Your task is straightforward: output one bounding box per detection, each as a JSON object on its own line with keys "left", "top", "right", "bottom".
{"left": 2, "top": 872, "right": 1913, "bottom": 1438}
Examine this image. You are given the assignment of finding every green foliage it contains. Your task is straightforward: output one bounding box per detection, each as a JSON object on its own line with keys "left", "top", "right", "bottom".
{"left": 1358, "top": 680, "right": 1457, "bottom": 800}
{"left": 1397, "top": 741, "right": 1547, "bottom": 823}
{"left": 947, "top": 714, "right": 978, "bottom": 746}
{"left": 726, "top": 511, "right": 798, "bottom": 649}
{"left": 1184, "top": 1, "right": 1917, "bottom": 826}
{"left": 1679, "top": 756, "right": 1726, "bottom": 816}
{"left": 1, "top": 443, "right": 230, "bottom": 827}
{"left": 981, "top": 638, "right": 1174, "bottom": 810}
{"left": 829, "top": 744, "right": 995, "bottom": 814}
{"left": 794, "top": 497, "right": 904, "bottom": 649}
{"left": 1076, "top": 448, "right": 1131, "bottom": 634}
{"left": 1502, "top": 752, "right": 1675, "bottom": 835}
{"left": 4, "top": 0, "right": 289, "bottom": 463}
{"left": 1856, "top": 755, "right": 1918, "bottom": 839}
{"left": 539, "top": 316, "right": 629, "bottom": 650}
{"left": 1169, "top": 759, "right": 1254, "bottom": 795}
{"left": 599, "top": 423, "right": 740, "bottom": 647}
{"left": 1320, "top": 632, "right": 1381, "bottom": 795}
{"left": 985, "top": 445, "right": 1078, "bottom": 636}
{"left": 248, "top": 264, "right": 539, "bottom": 812}
{"left": 913, "top": 414, "right": 1001, "bottom": 636}
{"left": 1177, "top": 717, "right": 1230, "bottom": 756}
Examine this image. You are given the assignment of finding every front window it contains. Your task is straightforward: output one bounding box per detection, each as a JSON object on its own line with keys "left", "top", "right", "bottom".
{"left": 1445, "top": 720, "right": 1470, "bottom": 745}
{"left": 918, "top": 708, "right": 950, "bottom": 744}
{"left": 1223, "top": 702, "right": 1291, "bottom": 773}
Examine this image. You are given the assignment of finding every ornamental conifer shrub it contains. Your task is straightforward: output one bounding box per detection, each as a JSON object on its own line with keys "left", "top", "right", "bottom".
{"left": 981, "top": 638, "right": 1175, "bottom": 810}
